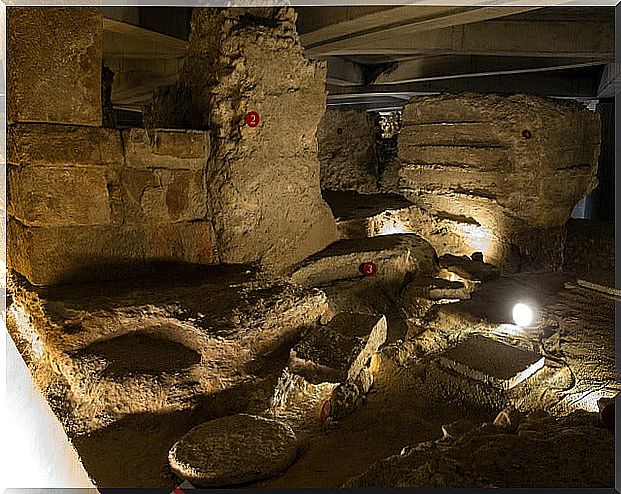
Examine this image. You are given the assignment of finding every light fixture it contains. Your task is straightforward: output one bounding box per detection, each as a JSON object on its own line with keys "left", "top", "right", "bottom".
{"left": 512, "top": 303, "right": 533, "bottom": 327}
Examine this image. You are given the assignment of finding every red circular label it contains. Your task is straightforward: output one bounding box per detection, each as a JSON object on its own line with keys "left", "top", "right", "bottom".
{"left": 245, "top": 111, "right": 260, "bottom": 128}
{"left": 360, "top": 262, "right": 378, "bottom": 277}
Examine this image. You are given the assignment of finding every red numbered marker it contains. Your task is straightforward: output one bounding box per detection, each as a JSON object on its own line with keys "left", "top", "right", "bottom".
{"left": 360, "top": 262, "right": 378, "bottom": 277}
{"left": 245, "top": 111, "right": 260, "bottom": 128}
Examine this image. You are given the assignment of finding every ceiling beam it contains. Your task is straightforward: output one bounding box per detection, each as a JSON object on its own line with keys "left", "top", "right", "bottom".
{"left": 301, "top": 6, "right": 541, "bottom": 52}
{"left": 373, "top": 56, "right": 607, "bottom": 85}
{"left": 326, "top": 57, "right": 365, "bottom": 86}
{"left": 305, "top": 19, "right": 614, "bottom": 60}
{"left": 329, "top": 66, "right": 603, "bottom": 99}
{"left": 597, "top": 63, "right": 621, "bottom": 98}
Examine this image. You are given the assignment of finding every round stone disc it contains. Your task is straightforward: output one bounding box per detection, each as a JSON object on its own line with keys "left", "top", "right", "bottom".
{"left": 169, "top": 414, "right": 298, "bottom": 486}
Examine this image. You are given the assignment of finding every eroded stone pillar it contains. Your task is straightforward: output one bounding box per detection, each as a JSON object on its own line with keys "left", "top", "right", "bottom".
{"left": 173, "top": 8, "right": 339, "bottom": 269}
{"left": 317, "top": 108, "right": 379, "bottom": 193}
{"left": 388, "top": 93, "right": 601, "bottom": 271}
{"left": 7, "top": 7, "right": 103, "bottom": 126}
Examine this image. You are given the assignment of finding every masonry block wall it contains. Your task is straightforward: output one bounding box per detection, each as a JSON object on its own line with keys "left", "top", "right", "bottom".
{"left": 384, "top": 93, "right": 601, "bottom": 270}
{"left": 7, "top": 8, "right": 216, "bottom": 285}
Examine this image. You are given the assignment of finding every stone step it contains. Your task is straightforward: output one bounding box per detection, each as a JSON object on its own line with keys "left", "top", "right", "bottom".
{"left": 288, "top": 312, "right": 387, "bottom": 384}
{"left": 288, "top": 233, "right": 437, "bottom": 288}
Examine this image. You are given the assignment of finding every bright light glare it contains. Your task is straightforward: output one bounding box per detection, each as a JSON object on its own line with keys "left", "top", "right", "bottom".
{"left": 512, "top": 303, "right": 533, "bottom": 327}
{"left": 379, "top": 222, "right": 405, "bottom": 235}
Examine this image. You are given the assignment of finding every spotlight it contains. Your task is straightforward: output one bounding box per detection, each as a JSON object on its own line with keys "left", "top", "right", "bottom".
{"left": 512, "top": 303, "right": 533, "bottom": 327}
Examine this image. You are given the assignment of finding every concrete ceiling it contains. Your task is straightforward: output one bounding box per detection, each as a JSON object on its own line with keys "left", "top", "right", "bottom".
{"left": 102, "top": 6, "right": 617, "bottom": 112}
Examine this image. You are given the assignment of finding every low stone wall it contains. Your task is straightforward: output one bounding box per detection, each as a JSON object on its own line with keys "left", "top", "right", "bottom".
{"left": 384, "top": 93, "right": 601, "bottom": 271}
{"left": 7, "top": 125, "right": 216, "bottom": 285}
{"left": 317, "top": 108, "right": 379, "bottom": 194}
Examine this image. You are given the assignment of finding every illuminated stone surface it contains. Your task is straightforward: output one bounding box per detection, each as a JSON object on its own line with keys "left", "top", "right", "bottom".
{"left": 438, "top": 335, "right": 545, "bottom": 390}
{"left": 385, "top": 93, "right": 601, "bottom": 270}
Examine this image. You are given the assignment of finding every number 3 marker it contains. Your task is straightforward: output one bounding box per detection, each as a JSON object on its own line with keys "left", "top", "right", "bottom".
{"left": 245, "top": 111, "right": 260, "bottom": 128}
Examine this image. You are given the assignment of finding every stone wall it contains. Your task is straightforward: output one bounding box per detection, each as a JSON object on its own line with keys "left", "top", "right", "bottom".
{"left": 152, "top": 8, "right": 339, "bottom": 270}
{"left": 317, "top": 108, "right": 379, "bottom": 193}
{"left": 384, "top": 93, "right": 601, "bottom": 271}
{"left": 7, "top": 8, "right": 103, "bottom": 126}
{"left": 7, "top": 8, "right": 216, "bottom": 285}
{"left": 7, "top": 126, "right": 215, "bottom": 285}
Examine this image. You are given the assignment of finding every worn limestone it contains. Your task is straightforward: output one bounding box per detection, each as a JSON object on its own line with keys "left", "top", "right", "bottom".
{"left": 8, "top": 219, "right": 216, "bottom": 286}
{"left": 148, "top": 8, "right": 339, "bottom": 270}
{"left": 289, "top": 233, "right": 438, "bottom": 288}
{"left": 289, "top": 312, "right": 387, "bottom": 384}
{"left": 318, "top": 108, "right": 379, "bottom": 193}
{"left": 402, "top": 277, "right": 470, "bottom": 301}
{"left": 385, "top": 93, "right": 601, "bottom": 271}
{"left": 7, "top": 124, "right": 213, "bottom": 285}
{"left": 169, "top": 414, "right": 298, "bottom": 486}
{"left": 438, "top": 254, "right": 500, "bottom": 282}
{"left": 7, "top": 7, "right": 103, "bottom": 126}
{"left": 7, "top": 266, "right": 328, "bottom": 432}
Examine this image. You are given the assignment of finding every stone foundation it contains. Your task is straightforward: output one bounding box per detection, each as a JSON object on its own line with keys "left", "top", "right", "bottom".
{"left": 7, "top": 124, "right": 215, "bottom": 285}
{"left": 384, "top": 93, "right": 600, "bottom": 271}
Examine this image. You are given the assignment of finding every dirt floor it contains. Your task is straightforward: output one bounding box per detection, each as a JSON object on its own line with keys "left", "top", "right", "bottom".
{"left": 6, "top": 259, "right": 617, "bottom": 489}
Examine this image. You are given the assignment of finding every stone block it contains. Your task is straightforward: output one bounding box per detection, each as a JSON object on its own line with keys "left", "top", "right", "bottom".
{"left": 8, "top": 165, "right": 111, "bottom": 226}
{"left": 8, "top": 124, "right": 124, "bottom": 167}
{"left": 8, "top": 219, "right": 217, "bottom": 285}
{"left": 122, "top": 128, "right": 210, "bottom": 170}
{"left": 438, "top": 335, "right": 545, "bottom": 390}
{"left": 7, "top": 7, "right": 102, "bottom": 125}
{"left": 120, "top": 168, "right": 207, "bottom": 223}
{"left": 288, "top": 312, "right": 387, "bottom": 384}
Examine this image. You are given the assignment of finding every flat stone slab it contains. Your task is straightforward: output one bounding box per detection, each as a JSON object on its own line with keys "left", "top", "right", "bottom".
{"left": 438, "top": 335, "right": 545, "bottom": 390}
{"left": 289, "top": 233, "right": 437, "bottom": 288}
{"left": 403, "top": 276, "right": 470, "bottom": 301}
{"left": 168, "top": 414, "right": 297, "bottom": 486}
{"left": 289, "top": 312, "right": 388, "bottom": 384}
{"left": 439, "top": 254, "right": 500, "bottom": 282}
